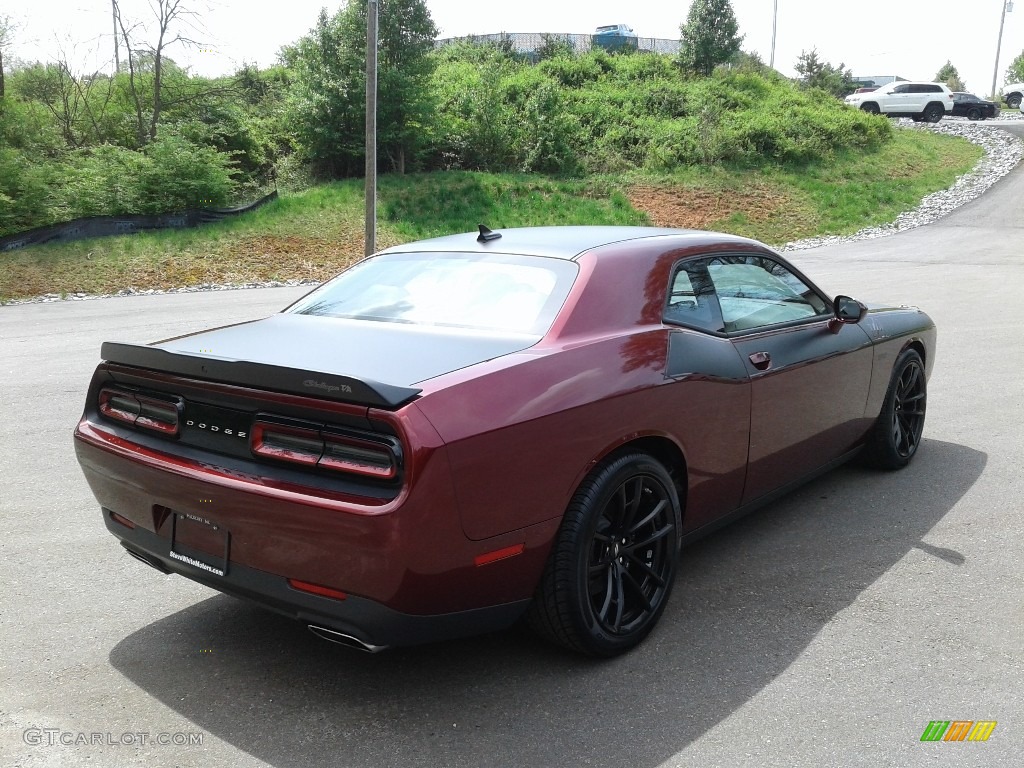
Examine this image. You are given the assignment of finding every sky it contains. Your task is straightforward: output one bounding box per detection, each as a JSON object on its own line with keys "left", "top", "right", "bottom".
{"left": 4, "top": 1, "right": 1023, "bottom": 97}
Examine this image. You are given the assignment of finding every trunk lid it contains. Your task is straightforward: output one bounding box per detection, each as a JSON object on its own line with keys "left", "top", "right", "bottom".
{"left": 103, "top": 313, "right": 540, "bottom": 408}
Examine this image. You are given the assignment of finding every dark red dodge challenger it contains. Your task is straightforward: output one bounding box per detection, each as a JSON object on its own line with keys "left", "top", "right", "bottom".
{"left": 74, "top": 226, "right": 935, "bottom": 657}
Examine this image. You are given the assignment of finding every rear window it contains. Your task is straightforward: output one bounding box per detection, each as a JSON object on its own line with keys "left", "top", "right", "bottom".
{"left": 286, "top": 252, "right": 578, "bottom": 336}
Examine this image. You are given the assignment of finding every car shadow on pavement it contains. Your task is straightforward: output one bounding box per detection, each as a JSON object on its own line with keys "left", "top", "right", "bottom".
{"left": 108, "top": 438, "right": 984, "bottom": 768}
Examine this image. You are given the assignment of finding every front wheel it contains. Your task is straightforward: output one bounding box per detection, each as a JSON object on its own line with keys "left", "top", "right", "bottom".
{"left": 860, "top": 102, "right": 880, "bottom": 115}
{"left": 1007, "top": 93, "right": 1022, "bottom": 109}
{"left": 864, "top": 349, "right": 927, "bottom": 469}
{"left": 528, "top": 453, "right": 681, "bottom": 656}
{"left": 922, "top": 103, "right": 944, "bottom": 123}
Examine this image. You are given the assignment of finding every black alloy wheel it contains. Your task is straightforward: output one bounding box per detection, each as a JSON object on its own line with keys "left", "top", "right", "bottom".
{"left": 528, "top": 453, "right": 681, "bottom": 657}
{"left": 967, "top": 107, "right": 981, "bottom": 120}
{"left": 923, "top": 103, "right": 944, "bottom": 123}
{"left": 865, "top": 349, "right": 927, "bottom": 469}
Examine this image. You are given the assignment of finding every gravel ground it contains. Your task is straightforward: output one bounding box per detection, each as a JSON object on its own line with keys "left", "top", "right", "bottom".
{"left": 5, "top": 119, "right": 1023, "bottom": 306}
{"left": 782, "top": 119, "right": 1024, "bottom": 252}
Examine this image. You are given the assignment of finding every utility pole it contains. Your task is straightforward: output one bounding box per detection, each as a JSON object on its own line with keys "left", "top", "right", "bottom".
{"left": 770, "top": 0, "right": 778, "bottom": 69}
{"left": 991, "top": 0, "right": 1013, "bottom": 100}
{"left": 112, "top": 0, "right": 120, "bottom": 70}
{"left": 364, "top": 0, "right": 378, "bottom": 258}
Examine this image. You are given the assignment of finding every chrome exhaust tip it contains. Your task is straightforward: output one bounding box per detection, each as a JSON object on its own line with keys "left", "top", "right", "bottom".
{"left": 307, "top": 625, "right": 386, "bottom": 653}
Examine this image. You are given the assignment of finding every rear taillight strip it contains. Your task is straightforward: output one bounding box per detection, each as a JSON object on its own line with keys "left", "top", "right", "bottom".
{"left": 98, "top": 387, "right": 181, "bottom": 436}
{"left": 251, "top": 419, "right": 400, "bottom": 480}
{"left": 251, "top": 422, "right": 322, "bottom": 466}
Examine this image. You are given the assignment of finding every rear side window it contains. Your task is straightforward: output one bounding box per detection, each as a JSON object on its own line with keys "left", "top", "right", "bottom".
{"left": 664, "top": 267, "right": 722, "bottom": 332}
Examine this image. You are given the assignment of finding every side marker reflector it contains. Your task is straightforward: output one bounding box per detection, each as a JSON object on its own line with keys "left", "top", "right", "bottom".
{"left": 288, "top": 578, "right": 348, "bottom": 601}
{"left": 110, "top": 511, "right": 136, "bottom": 529}
{"left": 474, "top": 543, "right": 525, "bottom": 567}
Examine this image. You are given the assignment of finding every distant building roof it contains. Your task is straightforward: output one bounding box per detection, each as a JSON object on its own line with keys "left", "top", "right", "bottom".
{"left": 852, "top": 75, "right": 908, "bottom": 87}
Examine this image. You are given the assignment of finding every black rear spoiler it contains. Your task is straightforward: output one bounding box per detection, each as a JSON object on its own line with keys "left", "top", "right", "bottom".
{"left": 100, "top": 342, "right": 422, "bottom": 409}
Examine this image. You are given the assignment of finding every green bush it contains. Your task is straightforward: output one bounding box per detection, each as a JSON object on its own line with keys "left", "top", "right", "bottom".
{"left": 0, "top": 132, "right": 238, "bottom": 237}
{"left": 538, "top": 51, "right": 611, "bottom": 88}
{"left": 0, "top": 147, "right": 60, "bottom": 235}
{"left": 425, "top": 49, "right": 892, "bottom": 176}
{"left": 136, "top": 133, "right": 237, "bottom": 212}
{"left": 62, "top": 144, "right": 151, "bottom": 217}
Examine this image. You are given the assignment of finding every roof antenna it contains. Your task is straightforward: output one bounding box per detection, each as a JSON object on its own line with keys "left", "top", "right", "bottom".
{"left": 477, "top": 224, "right": 501, "bottom": 242}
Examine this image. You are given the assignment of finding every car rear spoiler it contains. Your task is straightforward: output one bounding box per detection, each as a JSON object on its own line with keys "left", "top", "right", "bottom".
{"left": 100, "top": 342, "right": 422, "bottom": 409}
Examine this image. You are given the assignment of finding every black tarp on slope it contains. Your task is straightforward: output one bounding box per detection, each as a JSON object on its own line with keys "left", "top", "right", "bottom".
{"left": 0, "top": 191, "right": 278, "bottom": 252}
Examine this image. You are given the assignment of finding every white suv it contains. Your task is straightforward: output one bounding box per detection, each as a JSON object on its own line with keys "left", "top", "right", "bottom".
{"left": 844, "top": 81, "right": 954, "bottom": 123}
{"left": 1001, "top": 82, "right": 1024, "bottom": 109}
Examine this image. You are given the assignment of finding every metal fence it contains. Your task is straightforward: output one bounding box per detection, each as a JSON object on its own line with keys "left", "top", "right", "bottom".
{"left": 436, "top": 32, "right": 681, "bottom": 58}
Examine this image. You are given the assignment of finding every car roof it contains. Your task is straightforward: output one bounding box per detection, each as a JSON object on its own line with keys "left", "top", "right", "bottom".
{"left": 378, "top": 226, "right": 756, "bottom": 261}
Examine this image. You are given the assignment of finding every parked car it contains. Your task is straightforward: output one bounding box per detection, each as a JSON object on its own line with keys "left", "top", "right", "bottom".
{"left": 1001, "top": 81, "right": 1024, "bottom": 109}
{"left": 852, "top": 86, "right": 878, "bottom": 94}
{"left": 74, "top": 226, "right": 935, "bottom": 657}
{"left": 592, "top": 23, "right": 638, "bottom": 52}
{"left": 950, "top": 92, "right": 999, "bottom": 120}
{"left": 844, "top": 81, "right": 954, "bottom": 122}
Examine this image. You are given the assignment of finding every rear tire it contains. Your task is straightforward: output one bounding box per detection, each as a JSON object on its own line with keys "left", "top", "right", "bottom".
{"left": 528, "top": 453, "right": 681, "bottom": 657}
{"left": 922, "top": 103, "right": 944, "bottom": 123}
{"left": 864, "top": 349, "right": 927, "bottom": 470}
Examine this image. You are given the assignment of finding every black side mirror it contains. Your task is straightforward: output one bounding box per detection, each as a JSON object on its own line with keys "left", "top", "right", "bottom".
{"left": 829, "top": 295, "right": 867, "bottom": 332}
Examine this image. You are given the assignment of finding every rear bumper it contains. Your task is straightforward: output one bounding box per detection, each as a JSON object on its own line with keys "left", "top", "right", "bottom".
{"left": 74, "top": 415, "right": 558, "bottom": 647}
{"left": 104, "top": 510, "right": 530, "bottom": 649}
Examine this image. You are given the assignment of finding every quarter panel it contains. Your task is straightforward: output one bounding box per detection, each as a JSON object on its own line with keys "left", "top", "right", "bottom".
{"left": 416, "top": 330, "right": 751, "bottom": 540}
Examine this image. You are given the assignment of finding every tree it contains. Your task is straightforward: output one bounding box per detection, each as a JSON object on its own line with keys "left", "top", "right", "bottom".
{"left": 11, "top": 61, "right": 94, "bottom": 147}
{"left": 935, "top": 60, "right": 965, "bottom": 92}
{"left": 794, "top": 48, "right": 854, "bottom": 97}
{"left": 285, "top": 0, "right": 438, "bottom": 178}
{"left": 1006, "top": 50, "right": 1024, "bottom": 84}
{"left": 678, "top": 0, "right": 744, "bottom": 77}
{"left": 0, "top": 15, "right": 14, "bottom": 100}
{"left": 113, "top": 0, "right": 203, "bottom": 144}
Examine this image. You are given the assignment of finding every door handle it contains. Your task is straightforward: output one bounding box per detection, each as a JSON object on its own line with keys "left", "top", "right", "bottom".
{"left": 748, "top": 351, "right": 771, "bottom": 370}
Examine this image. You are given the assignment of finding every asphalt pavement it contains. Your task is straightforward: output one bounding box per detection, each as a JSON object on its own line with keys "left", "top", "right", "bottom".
{"left": 2, "top": 125, "right": 1023, "bottom": 768}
